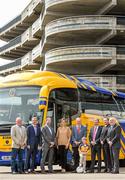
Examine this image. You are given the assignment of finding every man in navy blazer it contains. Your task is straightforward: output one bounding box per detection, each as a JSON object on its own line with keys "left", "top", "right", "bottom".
{"left": 25, "top": 116, "right": 41, "bottom": 173}
{"left": 72, "top": 117, "right": 87, "bottom": 170}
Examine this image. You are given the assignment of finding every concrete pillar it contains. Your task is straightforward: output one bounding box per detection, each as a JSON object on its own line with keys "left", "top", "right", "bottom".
{"left": 96, "top": 29, "right": 117, "bottom": 44}
{"left": 97, "top": 0, "right": 117, "bottom": 15}
{"left": 94, "top": 48, "right": 117, "bottom": 73}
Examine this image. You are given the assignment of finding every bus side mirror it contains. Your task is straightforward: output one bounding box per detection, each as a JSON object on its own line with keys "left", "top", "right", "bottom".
{"left": 39, "top": 86, "right": 49, "bottom": 110}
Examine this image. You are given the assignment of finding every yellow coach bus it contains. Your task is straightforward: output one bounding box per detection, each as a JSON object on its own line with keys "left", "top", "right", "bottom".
{"left": 0, "top": 71, "right": 125, "bottom": 166}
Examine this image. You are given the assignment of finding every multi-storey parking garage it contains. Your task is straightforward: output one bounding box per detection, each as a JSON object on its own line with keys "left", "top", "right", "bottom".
{"left": 0, "top": 0, "right": 125, "bottom": 91}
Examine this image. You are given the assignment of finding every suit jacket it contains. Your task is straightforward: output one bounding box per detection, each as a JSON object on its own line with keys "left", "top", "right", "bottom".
{"left": 100, "top": 124, "right": 110, "bottom": 145}
{"left": 41, "top": 125, "right": 55, "bottom": 148}
{"left": 11, "top": 125, "right": 27, "bottom": 149}
{"left": 72, "top": 125, "right": 87, "bottom": 147}
{"left": 27, "top": 124, "right": 41, "bottom": 148}
{"left": 107, "top": 124, "right": 121, "bottom": 148}
{"left": 89, "top": 126, "right": 102, "bottom": 146}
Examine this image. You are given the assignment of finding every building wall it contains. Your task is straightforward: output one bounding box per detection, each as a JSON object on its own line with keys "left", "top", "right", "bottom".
{"left": 0, "top": 0, "right": 125, "bottom": 90}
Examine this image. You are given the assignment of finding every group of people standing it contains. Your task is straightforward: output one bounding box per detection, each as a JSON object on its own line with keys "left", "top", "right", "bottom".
{"left": 89, "top": 117, "right": 121, "bottom": 174}
{"left": 10, "top": 115, "right": 121, "bottom": 174}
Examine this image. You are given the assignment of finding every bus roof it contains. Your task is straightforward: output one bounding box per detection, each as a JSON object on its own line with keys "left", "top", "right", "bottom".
{"left": 74, "top": 77, "right": 113, "bottom": 96}
{"left": 0, "top": 70, "right": 125, "bottom": 99}
{"left": 116, "top": 91, "right": 125, "bottom": 99}
{"left": 0, "top": 71, "right": 77, "bottom": 89}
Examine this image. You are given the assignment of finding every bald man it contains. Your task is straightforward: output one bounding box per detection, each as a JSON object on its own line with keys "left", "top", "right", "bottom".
{"left": 107, "top": 117, "right": 121, "bottom": 174}
{"left": 72, "top": 117, "right": 87, "bottom": 170}
{"left": 11, "top": 117, "right": 27, "bottom": 174}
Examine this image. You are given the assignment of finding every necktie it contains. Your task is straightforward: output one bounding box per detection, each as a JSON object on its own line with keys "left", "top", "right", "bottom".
{"left": 93, "top": 126, "right": 97, "bottom": 141}
{"left": 48, "top": 126, "right": 52, "bottom": 135}
{"left": 77, "top": 126, "right": 81, "bottom": 134}
{"left": 34, "top": 126, "right": 37, "bottom": 136}
{"left": 110, "top": 126, "right": 113, "bottom": 132}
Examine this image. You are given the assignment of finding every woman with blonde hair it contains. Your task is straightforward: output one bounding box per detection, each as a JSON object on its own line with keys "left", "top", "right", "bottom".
{"left": 56, "top": 118, "right": 71, "bottom": 172}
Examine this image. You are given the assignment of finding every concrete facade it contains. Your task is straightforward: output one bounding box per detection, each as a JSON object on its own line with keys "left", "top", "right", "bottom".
{"left": 0, "top": 0, "right": 125, "bottom": 90}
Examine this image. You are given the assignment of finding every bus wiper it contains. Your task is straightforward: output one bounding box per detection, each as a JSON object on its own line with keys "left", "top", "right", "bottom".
{"left": 8, "top": 104, "right": 13, "bottom": 122}
{"left": 120, "top": 102, "right": 125, "bottom": 115}
{"left": 112, "top": 96, "right": 121, "bottom": 116}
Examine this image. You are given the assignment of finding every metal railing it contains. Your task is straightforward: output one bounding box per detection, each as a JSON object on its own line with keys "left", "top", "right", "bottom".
{"left": 32, "top": 43, "right": 41, "bottom": 60}
{"left": 0, "top": 15, "right": 21, "bottom": 33}
{"left": 116, "top": 76, "right": 125, "bottom": 84}
{"left": 45, "top": 46, "right": 115, "bottom": 64}
{"left": 32, "top": 16, "right": 41, "bottom": 35}
{"left": 45, "top": 0, "right": 70, "bottom": 8}
{"left": 0, "top": 36, "right": 21, "bottom": 52}
{"left": 117, "top": 16, "right": 125, "bottom": 25}
{"left": 45, "top": 16, "right": 116, "bottom": 37}
{"left": 117, "top": 46, "right": 125, "bottom": 54}
{"left": 21, "top": 52, "right": 32, "bottom": 67}
{"left": 0, "top": 0, "right": 43, "bottom": 35}
{"left": 0, "top": 58, "right": 21, "bottom": 71}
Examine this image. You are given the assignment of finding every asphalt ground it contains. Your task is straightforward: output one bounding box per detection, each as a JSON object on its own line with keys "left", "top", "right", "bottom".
{"left": 0, "top": 166, "right": 125, "bottom": 180}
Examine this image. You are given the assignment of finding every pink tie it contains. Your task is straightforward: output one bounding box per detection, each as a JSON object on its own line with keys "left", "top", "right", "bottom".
{"left": 93, "top": 126, "right": 97, "bottom": 141}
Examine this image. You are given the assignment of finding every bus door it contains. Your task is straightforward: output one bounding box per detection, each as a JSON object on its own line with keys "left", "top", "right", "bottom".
{"left": 47, "top": 100, "right": 78, "bottom": 130}
{"left": 47, "top": 100, "right": 72, "bottom": 131}
{"left": 47, "top": 88, "right": 78, "bottom": 130}
{"left": 55, "top": 100, "right": 79, "bottom": 128}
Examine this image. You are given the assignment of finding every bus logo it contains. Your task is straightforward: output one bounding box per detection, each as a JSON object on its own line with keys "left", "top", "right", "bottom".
{"left": 9, "top": 88, "right": 16, "bottom": 97}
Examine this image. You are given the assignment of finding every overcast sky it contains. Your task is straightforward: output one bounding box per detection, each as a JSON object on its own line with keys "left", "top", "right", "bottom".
{"left": 0, "top": 0, "right": 31, "bottom": 66}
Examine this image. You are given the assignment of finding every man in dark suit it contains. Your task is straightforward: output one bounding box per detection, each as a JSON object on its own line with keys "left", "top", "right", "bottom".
{"left": 72, "top": 117, "right": 87, "bottom": 170}
{"left": 89, "top": 119, "right": 102, "bottom": 173}
{"left": 40, "top": 117, "right": 55, "bottom": 173}
{"left": 107, "top": 117, "right": 121, "bottom": 174}
{"left": 25, "top": 116, "right": 41, "bottom": 173}
{"left": 100, "top": 117, "right": 112, "bottom": 172}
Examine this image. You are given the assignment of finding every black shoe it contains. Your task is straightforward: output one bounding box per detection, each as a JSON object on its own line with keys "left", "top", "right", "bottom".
{"left": 30, "top": 170, "right": 37, "bottom": 174}
{"left": 89, "top": 170, "right": 94, "bottom": 173}
{"left": 97, "top": 170, "right": 101, "bottom": 173}
{"left": 48, "top": 170, "right": 54, "bottom": 173}
{"left": 112, "top": 171, "right": 119, "bottom": 174}
{"left": 18, "top": 171, "right": 23, "bottom": 174}
{"left": 107, "top": 169, "right": 112, "bottom": 173}
{"left": 72, "top": 170, "right": 77, "bottom": 173}
{"left": 103, "top": 169, "right": 107, "bottom": 173}
{"left": 25, "top": 171, "right": 29, "bottom": 174}
{"left": 41, "top": 170, "right": 46, "bottom": 174}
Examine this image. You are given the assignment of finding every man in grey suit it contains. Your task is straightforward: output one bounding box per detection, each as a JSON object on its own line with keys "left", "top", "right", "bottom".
{"left": 107, "top": 117, "right": 121, "bottom": 174}
{"left": 40, "top": 117, "right": 55, "bottom": 173}
{"left": 11, "top": 117, "right": 27, "bottom": 174}
{"left": 100, "top": 117, "right": 112, "bottom": 172}
{"left": 72, "top": 117, "right": 87, "bottom": 170}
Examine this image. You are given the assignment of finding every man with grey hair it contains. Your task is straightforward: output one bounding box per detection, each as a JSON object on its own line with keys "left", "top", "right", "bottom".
{"left": 107, "top": 117, "right": 121, "bottom": 174}
{"left": 72, "top": 117, "right": 87, "bottom": 170}
{"left": 89, "top": 119, "right": 102, "bottom": 173}
{"left": 11, "top": 117, "right": 27, "bottom": 174}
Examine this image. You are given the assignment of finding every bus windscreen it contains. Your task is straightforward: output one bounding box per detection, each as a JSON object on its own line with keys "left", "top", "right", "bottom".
{"left": 0, "top": 86, "right": 42, "bottom": 125}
